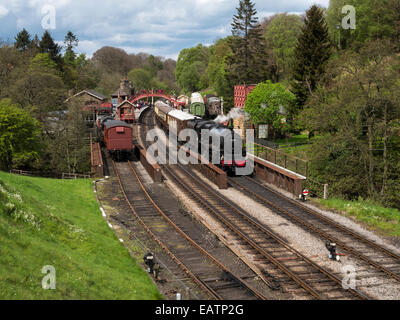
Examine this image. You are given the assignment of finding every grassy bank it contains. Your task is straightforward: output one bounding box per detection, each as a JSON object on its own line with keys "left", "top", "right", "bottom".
{"left": 274, "top": 134, "right": 313, "bottom": 159}
{"left": 0, "top": 171, "right": 162, "bottom": 300}
{"left": 316, "top": 198, "right": 400, "bottom": 238}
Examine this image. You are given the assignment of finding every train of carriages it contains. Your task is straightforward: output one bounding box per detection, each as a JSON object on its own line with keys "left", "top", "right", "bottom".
{"left": 95, "top": 100, "right": 248, "bottom": 175}
{"left": 154, "top": 101, "right": 247, "bottom": 174}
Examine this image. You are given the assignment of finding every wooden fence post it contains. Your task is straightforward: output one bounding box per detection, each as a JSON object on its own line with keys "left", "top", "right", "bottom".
{"left": 324, "top": 184, "right": 329, "bottom": 200}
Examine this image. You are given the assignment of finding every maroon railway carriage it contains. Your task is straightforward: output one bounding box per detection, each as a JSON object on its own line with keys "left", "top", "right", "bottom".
{"left": 103, "top": 120, "right": 133, "bottom": 160}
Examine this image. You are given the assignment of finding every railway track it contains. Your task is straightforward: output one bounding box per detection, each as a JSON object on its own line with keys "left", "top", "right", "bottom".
{"left": 112, "top": 159, "right": 269, "bottom": 300}
{"left": 228, "top": 176, "right": 400, "bottom": 284}
{"left": 138, "top": 107, "right": 371, "bottom": 299}
{"left": 161, "top": 163, "right": 369, "bottom": 300}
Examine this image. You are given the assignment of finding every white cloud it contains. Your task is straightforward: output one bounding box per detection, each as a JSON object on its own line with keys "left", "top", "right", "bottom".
{"left": 1, "top": 0, "right": 330, "bottom": 59}
{"left": 0, "top": 5, "right": 9, "bottom": 17}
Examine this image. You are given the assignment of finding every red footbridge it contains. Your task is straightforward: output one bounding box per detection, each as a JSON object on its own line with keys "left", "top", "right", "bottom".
{"left": 129, "top": 91, "right": 186, "bottom": 108}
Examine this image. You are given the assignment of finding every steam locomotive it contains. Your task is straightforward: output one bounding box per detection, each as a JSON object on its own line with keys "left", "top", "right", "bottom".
{"left": 155, "top": 101, "right": 248, "bottom": 175}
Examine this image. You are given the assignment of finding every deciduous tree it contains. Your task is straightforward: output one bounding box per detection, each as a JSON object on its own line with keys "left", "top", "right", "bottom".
{"left": 175, "top": 44, "right": 209, "bottom": 92}
{"left": 264, "top": 14, "right": 303, "bottom": 82}
{"left": 245, "top": 81, "right": 295, "bottom": 137}
{"left": 300, "top": 40, "right": 400, "bottom": 206}
{"left": 0, "top": 99, "right": 42, "bottom": 170}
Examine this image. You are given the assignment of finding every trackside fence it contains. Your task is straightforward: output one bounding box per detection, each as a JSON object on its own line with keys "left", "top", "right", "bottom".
{"left": 302, "top": 178, "right": 329, "bottom": 200}
{"left": 9, "top": 169, "right": 92, "bottom": 180}
{"left": 247, "top": 142, "right": 309, "bottom": 177}
{"left": 246, "top": 143, "right": 329, "bottom": 200}
{"left": 61, "top": 173, "right": 91, "bottom": 179}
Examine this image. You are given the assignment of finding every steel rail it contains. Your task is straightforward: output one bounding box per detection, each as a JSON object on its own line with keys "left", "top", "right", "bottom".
{"left": 164, "top": 164, "right": 333, "bottom": 300}
{"left": 145, "top": 108, "right": 367, "bottom": 299}
{"left": 112, "top": 160, "right": 222, "bottom": 300}
{"left": 168, "top": 164, "right": 369, "bottom": 300}
{"left": 127, "top": 161, "right": 268, "bottom": 300}
{"left": 230, "top": 176, "right": 400, "bottom": 283}
{"left": 246, "top": 176, "right": 400, "bottom": 261}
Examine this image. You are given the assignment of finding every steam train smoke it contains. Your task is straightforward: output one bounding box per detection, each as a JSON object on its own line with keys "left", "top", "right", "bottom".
{"left": 214, "top": 108, "right": 244, "bottom": 123}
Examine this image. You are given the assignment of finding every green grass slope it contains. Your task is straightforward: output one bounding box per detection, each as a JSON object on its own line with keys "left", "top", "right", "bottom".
{"left": 0, "top": 171, "right": 162, "bottom": 300}
{"left": 316, "top": 198, "right": 400, "bottom": 238}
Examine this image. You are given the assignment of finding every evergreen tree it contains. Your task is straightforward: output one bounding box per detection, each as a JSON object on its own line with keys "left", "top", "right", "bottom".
{"left": 14, "top": 29, "right": 32, "bottom": 51}
{"left": 39, "top": 30, "right": 62, "bottom": 67}
{"left": 227, "top": 0, "right": 268, "bottom": 84}
{"left": 64, "top": 31, "right": 78, "bottom": 64}
{"left": 291, "top": 5, "right": 332, "bottom": 112}
{"left": 31, "top": 35, "right": 40, "bottom": 51}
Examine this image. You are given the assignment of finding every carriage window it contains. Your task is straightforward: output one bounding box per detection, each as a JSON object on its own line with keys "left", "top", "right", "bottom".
{"left": 116, "top": 127, "right": 125, "bottom": 134}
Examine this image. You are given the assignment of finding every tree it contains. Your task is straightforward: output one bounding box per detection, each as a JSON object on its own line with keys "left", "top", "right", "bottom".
{"left": 245, "top": 81, "right": 295, "bottom": 137}
{"left": 264, "top": 14, "right": 303, "bottom": 82}
{"left": 39, "top": 31, "right": 62, "bottom": 68}
{"left": 206, "top": 38, "right": 233, "bottom": 97}
{"left": 92, "top": 46, "right": 134, "bottom": 75}
{"left": 0, "top": 99, "right": 42, "bottom": 170}
{"left": 0, "top": 45, "right": 28, "bottom": 98}
{"left": 227, "top": 0, "right": 268, "bottom": 84}
{"left": 175, "top": 44, "right": 209, "bottom": 92}
{"left": 61, "top": 32, "right": 81, "bottom": 90}
{"left": 43, "top": 97, "right": 90, "bottom": 174}
{"left": 157, "top": 59, "right": 180, "bottom": 93}
{"left": 75, "top": 55, "right": 99, "bottom": 91}
{"left": 145, "top": 55, "right": 163, "bottom": 78}
{"left": 14, "top": 29, "right": 32, "bottom": 51}
{"left": 64, "top": 31, "right": 79, "bottom": 65}
{"left": 299, "top": 40, "right": 400, "bottom": 206}
{"left": 128, "top": 68, "right": 154, "bottom": 91}
{"left": 291, "top": 5, "right": 332, "bottom": 112}
{"left": 326, "top": 0, "right": 400, "bottom": 48}
{"left": 10, "top": 70, "right": 66, "bottom": 123}
{"left": 32, "top": 35, "right": 40, "bottom": 51}
{"left": 30, "top": 53, "right": 58, "bottom": 74}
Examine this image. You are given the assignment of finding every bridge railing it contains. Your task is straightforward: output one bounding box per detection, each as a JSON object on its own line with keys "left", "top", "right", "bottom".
{"left": 247, "top": 142, "right": 309, "bottom": 177}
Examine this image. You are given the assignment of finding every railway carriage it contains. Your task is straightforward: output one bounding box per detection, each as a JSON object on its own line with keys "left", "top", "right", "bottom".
{"left": 154, "top": 101, "right": 173, "bottom": 128}
{"left": 189, "top": 92, "right": 206, "bottom": 117}
{"left": 155, "top": 101, "right": 200, "bottom": 135}
{"left": 167, "top": 109, "right": 199, "bottom": 135}
{"left": 103, "top": 120, "right": 133, "bottom": 160}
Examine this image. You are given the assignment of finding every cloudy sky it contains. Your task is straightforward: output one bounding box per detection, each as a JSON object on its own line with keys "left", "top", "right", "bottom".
{"left": 0, "top": 0, "right": 329, "bottom": 60}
